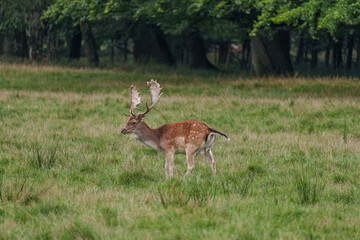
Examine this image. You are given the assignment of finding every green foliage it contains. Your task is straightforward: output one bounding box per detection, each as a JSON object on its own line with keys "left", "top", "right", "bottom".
{"left": 251, "top": 0, "right": 360, "bottom": 38}
{"left": 130, "top": 0, "right": 222, "bottom": 34}
{"left": 44, "top": 0, "right": 107, "bottom": 23}
{"left": 44, "top": 0, "right": 252, "bottom": 44}
{"left": 43, "top": 0, "right": 135, "bottom": 50}
{"left": 0, "top": 0, "right": 24, "bottom": 34}
{"left": 0, "top": 0, "right": 51, "bottom": 34}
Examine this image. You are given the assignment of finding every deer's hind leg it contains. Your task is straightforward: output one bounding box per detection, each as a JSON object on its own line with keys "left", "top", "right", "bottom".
{"left": 205, "top": 134, "right": 216, "bottom": 175}
{"left": 185, "top": 148, "right": 197, "bottom": 176}
{"left": 205, "top": 148, "right": 216, "bottom": 175}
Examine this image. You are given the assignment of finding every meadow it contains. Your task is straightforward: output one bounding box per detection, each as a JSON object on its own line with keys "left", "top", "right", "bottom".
{"left": 0, "top": 63, "right": 360, "bottom": 239}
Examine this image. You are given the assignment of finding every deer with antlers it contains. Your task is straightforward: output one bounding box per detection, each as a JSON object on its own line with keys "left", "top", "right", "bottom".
{"left": 121, "top": 80, "right": 229, "bottom": 179}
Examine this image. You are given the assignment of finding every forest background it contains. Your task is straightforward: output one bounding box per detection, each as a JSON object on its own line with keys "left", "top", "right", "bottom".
{"left": 1, "top": 0, "right": 360, "bottom": 76}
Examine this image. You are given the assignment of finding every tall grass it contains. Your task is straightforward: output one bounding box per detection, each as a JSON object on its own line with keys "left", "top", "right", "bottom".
{"left": 343, "top": 119, "right": 348, "bottom": 143}
{"left": 0, "top": 65, "right": 360, "bottom": 239}
{"left": 156, "top": 173, "right": 255, "bottom": 208}
{"left": 293, "top": 167, "right": 324, "bottom": 205}
{"left": 0, "top": 174, "right": 50, "bottom": 205}
{"left": 28, "top": 144, "right": 59, "bottom": 169}
{"left": 219, "top": 172, "right": 254, "bottom": 197}
{"left": 156, "top": 177, "right": 217, "bottom": 207}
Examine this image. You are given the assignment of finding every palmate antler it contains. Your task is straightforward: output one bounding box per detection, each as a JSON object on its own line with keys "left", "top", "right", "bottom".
{"left": 143, "top": 79, "right": 163, "bottom": 114}
{"left": 129, "top": 85, "right": 141, "bottom": 116}
{"left": 126, "top": 79, "right": 162, "bottom": 116}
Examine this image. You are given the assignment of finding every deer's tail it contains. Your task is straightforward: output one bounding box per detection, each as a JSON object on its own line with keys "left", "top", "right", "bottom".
{"left": 209, "top": 128, "right": 230, "bottom": 141}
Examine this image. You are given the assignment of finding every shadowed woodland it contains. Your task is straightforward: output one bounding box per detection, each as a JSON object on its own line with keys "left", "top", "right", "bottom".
{"left": 1, "top": 0, "right": 360, "bottom": 76}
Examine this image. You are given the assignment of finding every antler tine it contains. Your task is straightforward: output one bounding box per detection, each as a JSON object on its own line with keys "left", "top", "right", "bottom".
{"left": 144, "top": 79, "right": 163, "bottom": 115}
{"left": 129, "top": 84, "right": 141, "bottom": 116}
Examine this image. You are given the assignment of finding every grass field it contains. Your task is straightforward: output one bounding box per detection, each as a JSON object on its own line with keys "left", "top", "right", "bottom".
{"left": 0, "top": 63, "right": 360, "bottom": 239}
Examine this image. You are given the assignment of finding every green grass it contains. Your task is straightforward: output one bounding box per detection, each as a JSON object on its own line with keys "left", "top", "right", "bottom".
{"left": 0, "top": 63, "right": 360, "bottom": 239}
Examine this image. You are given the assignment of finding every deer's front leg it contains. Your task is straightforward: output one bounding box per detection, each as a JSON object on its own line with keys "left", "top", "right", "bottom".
{"left": 165, "top": 151, "right": 174, "bottom": 179}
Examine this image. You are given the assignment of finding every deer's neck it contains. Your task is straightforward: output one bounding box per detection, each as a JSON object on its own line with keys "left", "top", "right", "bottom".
{"left": 134, "top": 122, "right": 160, "bottom": 151}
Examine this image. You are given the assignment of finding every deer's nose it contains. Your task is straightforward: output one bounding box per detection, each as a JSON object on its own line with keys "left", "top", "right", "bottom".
{"left": 121, "top": 129, "right": 125, "bottom": 134}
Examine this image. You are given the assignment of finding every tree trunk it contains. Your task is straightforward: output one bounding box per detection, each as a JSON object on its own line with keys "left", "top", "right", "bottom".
{"left": 304, "top": 47, "right": 308, "bottom": 63}
{"left": 213, "top": 45, "right": 217, "bottom": 64}
{"left": 186, "top": 31, "right": 216, "bottom": 69}
{"left": 333, "top": 37, "right": 343, "bottom": 71}
{"left": 242, "top": 39, "right": 250, "bottom": 67}
{"left": 80, "top": 20, "right": 99, "bottom": 67}
{"left": 15, "top": 31, "right": 28, "bottom": 58}
{"left": 154, "top": 28, "right": 175, "bottom": 66}
{"left": 133, "top": 25, "right": 175, "bottom": 66}
{"left": 69, "top": 25, "right": 82, "bottom": 60}
{"left": 295, "top": 32, "right": 304, "bottom": 65}
{"left": 124, "top": 39, "right": 128, "bottom": 63}
{"left": 337, "top": 39, "right": 343, "bottom": 69}
{"left": 25, "top": 11, "right": 44, "bottom": 60}
{"left": 109, "top": 40, "right": 114, "bottom": 64}
{"left": 356, "top": 35, "right": 360, "bottom": 69}
{"left": 218, "top": 42, "right": 229, "bottom": 65}
{"left": 325, "top": 44, "right": 330, "bottom": 68}
{"left": 184, "top": 49, "right": 189, "bottom": 64}
{"left": 346, "top": 33, "right": 354, "bottom": 70}
{"left": 225, "top": 44, "right": 233, "bottom": 66}
{"left": 246, "top": 40, "right": 251, "bottom": 65}
{"left": 310, "top": 39, "right": 318, "bottom": 70}
{"left": 45, "top": 23, "right": 58, "bottom": 60}
{"left": 179, "top": 47, "right": 184, "bottom": 63}
{"left": 3, "top": 36, "right": 12, "bottom": 55}
{"left": 242, "top": 39, "right": 248, "bottom": 61}
{"left": 250, "top": 30, "right": 293, "bottom": 76}
{"left": 0, "top": 36, "right": 4, "bottom": 55}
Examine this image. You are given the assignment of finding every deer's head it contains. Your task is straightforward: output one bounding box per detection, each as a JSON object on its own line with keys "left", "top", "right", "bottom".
{"left": 121, "top": 80, "right": 162, "bottom": 134}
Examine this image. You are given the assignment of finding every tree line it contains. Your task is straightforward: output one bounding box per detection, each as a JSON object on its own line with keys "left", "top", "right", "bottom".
{"left": 1, "top": 0, "right": 360, "bottom": 76}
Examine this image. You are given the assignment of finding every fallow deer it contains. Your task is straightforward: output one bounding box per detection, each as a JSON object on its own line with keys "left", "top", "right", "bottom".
{"left": 121, "top": 80, "right": 229, "bottom": 179}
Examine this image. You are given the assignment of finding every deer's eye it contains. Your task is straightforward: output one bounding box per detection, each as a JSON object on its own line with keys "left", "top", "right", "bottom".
{"left": 131, "top": 122, "right": 136, "bottom": 125}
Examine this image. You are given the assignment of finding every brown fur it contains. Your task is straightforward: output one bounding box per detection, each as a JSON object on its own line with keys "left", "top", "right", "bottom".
{"left": 122, "top": 115, "right": 228, "bottom": 178}
{"left": 122, "top": 80, "right": 228, "bottom": 178}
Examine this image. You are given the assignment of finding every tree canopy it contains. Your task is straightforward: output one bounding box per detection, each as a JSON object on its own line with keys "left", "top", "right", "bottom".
{"left": 251, "top": 0, "right": 360, "bottom": 38}
{"left": 0, "top": 0, "right": 359, "bottom": 75}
